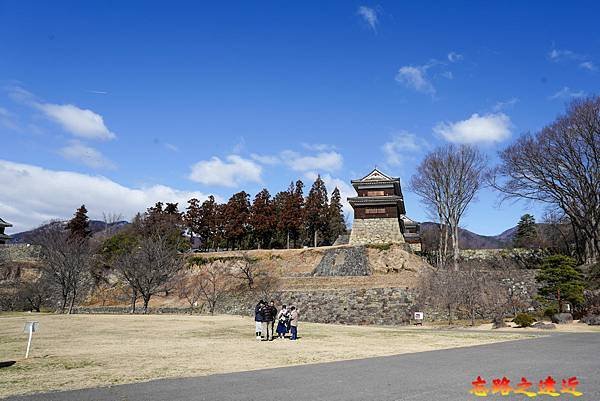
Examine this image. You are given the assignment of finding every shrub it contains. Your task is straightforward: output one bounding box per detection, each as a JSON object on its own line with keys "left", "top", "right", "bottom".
{"left": 514, "top": 313, "right": 536, "bottom": 327}
{"left": 544, "top": 306, "right": 558, "bottom": 318}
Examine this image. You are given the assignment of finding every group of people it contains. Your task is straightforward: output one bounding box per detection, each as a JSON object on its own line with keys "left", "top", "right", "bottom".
{"left": 254, "top": 300, "right": 299, "bottom": 341}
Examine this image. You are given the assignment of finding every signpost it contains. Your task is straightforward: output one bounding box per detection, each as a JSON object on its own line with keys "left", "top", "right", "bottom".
{"left": 23, "top": 321, "right": 38, "bottom": 359}
{"left": 413, "top": 312, "right": 424, "bottom": 325}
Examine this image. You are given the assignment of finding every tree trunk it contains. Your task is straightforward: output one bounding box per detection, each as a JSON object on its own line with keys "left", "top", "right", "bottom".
{"left": 131, "top": 289, "right": 137, "bottom": 314}
{"left": 287, "top": 230, "right": 290, "bottom": 250}
{"left": 313, "top": 230, "right": 318, "bottom": 248}
{"left": 143, "top": 296, "right": 151, "bottom": 314}
{"left": 68, "top": 289, "right": 76, "bottom": 314}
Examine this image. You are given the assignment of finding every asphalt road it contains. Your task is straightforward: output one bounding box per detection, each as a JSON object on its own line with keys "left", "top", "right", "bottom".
{"left": 8, "top": 333, "right": 600, "bottom": 401}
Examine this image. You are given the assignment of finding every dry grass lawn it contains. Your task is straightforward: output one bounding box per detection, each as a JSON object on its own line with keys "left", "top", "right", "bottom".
{"left": 1, "top": 313, "right": 534, "bottom": 398}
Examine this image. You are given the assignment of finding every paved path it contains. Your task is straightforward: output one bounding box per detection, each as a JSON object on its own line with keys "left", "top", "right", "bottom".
{"left": 8, "top": 333, "right": 600, "bottom": 401}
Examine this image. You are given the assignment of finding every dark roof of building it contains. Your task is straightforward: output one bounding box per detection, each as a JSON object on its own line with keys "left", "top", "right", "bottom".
{"left": 0, "top": 233, "right": 11, "bottom": 240}
{"left": 348, "top": 195, "right": 406, "bottom": 214}
{"left": 0, "top": 217, "right": 12, "bottom": 228}
{"left": 351, "top": 168, "right": 400, "bottom": 186}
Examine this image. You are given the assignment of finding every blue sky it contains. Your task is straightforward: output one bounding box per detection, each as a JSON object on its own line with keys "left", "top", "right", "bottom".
{"left": 1, "top": 1, "right": 599, "bottom": 234}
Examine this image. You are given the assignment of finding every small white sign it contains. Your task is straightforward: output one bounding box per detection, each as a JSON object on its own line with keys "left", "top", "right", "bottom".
{"left": 23, "top": 321, "right": 39, "bottom": 333}
{"left": 414, "top": 312, "right": 424, "bottom": 320}
{"left": 23, "top": 321, "right": 39, "bottom": 359}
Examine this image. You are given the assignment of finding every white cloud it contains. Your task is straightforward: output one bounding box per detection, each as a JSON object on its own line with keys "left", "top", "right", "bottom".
{"left": 447, "top": 52, "right": 463, "bottom": 62}
{"left": 59, "top": 141, "right": 116, "bottom": 170}
{"left": 440, "top": 71, "right": 453, "bottom": 79}
{"left": 434, "top": 113, "right": 512, "bottom": 144}
{"left": 281, "top": 150, "right": 343, "bottom": 172}
{"left": 382, "top": 132, "right": 423, "bottom": 166}
{"left": 36, "top": 103, "right": 116, "bottom": 140}
{"left": 188, "top": 155, "right": 263, "bottom": 187}
{"left": 549, "top": 87, "right": 586, "bottom": 100}
{"left": 301, "top": 143, "right": 336, "bottom": 151}
{"left": 357, "top": 6, "right": 378, "bottom": 32}
{"left": 8, "top": 86, "right": 116, "bottom": 140}
{"left": 0, "top": 160, "right": 210, "bottom": 233}
{"left": 0, "top": 107, "right": 19, "bottom": 131}
{"left": 164, "top": 143, "right": 179, "bottom": 152}
{"left": 493, "top": 98, "right": 519, "bottom": 112}
{"left": 395, "top": 65, "right": 435, "bottom": 95}
{"left": 579, "top": 61, "right": 597, "bottom": 71}
{"left": 250, "top": 153, "right": 281, "bottom": 165}
{"left": 548, "top": 48, "right": 583, "bottom": 62}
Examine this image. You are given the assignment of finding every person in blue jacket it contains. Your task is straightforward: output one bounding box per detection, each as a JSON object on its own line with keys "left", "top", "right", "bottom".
{"left": 254, "top": 300, "right": 265, "bottom": 340}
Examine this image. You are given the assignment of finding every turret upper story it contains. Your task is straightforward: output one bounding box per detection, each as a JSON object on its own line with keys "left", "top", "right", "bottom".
{"left": 0, "top": 217, "right": 12, "bottom": 244}
{"left": 347, "top": 168, "right": 406, "bottom": 215}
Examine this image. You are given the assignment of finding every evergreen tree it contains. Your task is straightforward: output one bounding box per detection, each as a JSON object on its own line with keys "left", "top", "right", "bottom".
{"left": 143, "top": 202, "right": 186, "bottom": 249}
{"left": 536, "top": 255, "right": 585, "bottom": 312}
{"left": 184, "top": 198, "right": 202, "bottom": 246}
{"left": 274, "top": 180, "right": 304, "bottom": 249}
{"left": 66, "top": 205, "right": 91, "bottom": 240}
{"left": 223, "top": 191, "right": 250, "bottom": 249}
{"left": 304, "top": 175, "right": 329, "bottom": 247}
{"left": 513, "top": 213, "right": 538, "bottom": 248}
{"left": 325, "top": 187, "right": 347, "bottom": 244}
{"left": 249, "top": 188, "right": 276, "bottom": 249}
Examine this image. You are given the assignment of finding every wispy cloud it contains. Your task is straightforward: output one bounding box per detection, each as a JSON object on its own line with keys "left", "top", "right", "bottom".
{"left": 382, "top": 132, "right": 424, "bottom": 166}
{"left": 301, "top": 143, "right": 336, "bottom": 152}
{"left": 87, "top": 90, "right": 108, "bottom": 95}
{"left": 0, "top": 107, "right": 19, "bottom": 131}
{"left": 434, "top": 113, "right": 512, "bottom": 144}
{"left": 548, "top": 47, "right": 596, "bottom": 72}
{"left": 281, "top": 150, "right": 343, "bottom": 172}
{"left": 549, "top": 87, "right": 586, "bottom": 100}
{"left": 579, "top": 61, "right": 597, "bottom": 71}
{"left": 548, "top": 48, "right": 584, "bottom": 62}
{"left": 357, "top": 6, "right": 378, "bottom": 32}
{"left": 164, "top": 143, "right": 179, "bottom": 152}
{"left": 447, "top": 52, "right": 463, "bottom": 63}
{"left": 59, "top": 141, "right": 116, "bottom": 170}
{"left": 395, "top": 64, "right": 436, "bottom": 95}
{"left": 493, "top": 97, "right": 519, "bottom": 112}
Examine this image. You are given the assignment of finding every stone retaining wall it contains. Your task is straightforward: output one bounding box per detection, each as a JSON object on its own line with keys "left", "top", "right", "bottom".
{"left": 349, "top": 218, "right": 405, "bottom": 245}
{"left": 311, "top": 246, "right": 370, "bottom": 276}
{"left": 76, "top": 287, "right": 416, "bottom": 326}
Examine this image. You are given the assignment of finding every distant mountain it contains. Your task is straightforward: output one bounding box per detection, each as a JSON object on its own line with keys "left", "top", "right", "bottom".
{"left": 420, "top": 222, "right": 514, "bottom": 250}
{"left": 10, "top": 220, "right": 129, "bottom": 244}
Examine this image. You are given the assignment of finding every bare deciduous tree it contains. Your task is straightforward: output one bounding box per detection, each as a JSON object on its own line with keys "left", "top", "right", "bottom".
{"left": 410, "top": 145, "right": 487, "bottom": 269}
{"left": 174, "top": 268, "right": 205, "bottom": 314}
{"left": 114, "top": 234, "right": 184, "bottom": 313}
{"left": 490, "top": 98, "right": 600, "bottom": 264}
{"left": 34, "top": 223, "right": 93, "bottom": 314}
{"left": 229, "top": 253, "right": 259, "bottom": 290}
{"left": 196, "top": 260, "right": 234, "bottom": 315}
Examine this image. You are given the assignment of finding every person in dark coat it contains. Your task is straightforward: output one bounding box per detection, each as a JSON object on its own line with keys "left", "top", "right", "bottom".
{"left": 262, "top": 300, "right": 277, "bottom": 341}
{"left": 254, "top": 300, "right": 265, "bottom": 340}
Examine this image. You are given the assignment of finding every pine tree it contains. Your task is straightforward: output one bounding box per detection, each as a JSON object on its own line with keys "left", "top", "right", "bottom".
{"left": 66, "top": 205, "right": 91, "bottom": 240}
{"left": 536, "top": 255, "right": 585, "bottom": 312}
{"left": 304, "top": 175, "right": 329, "bottom": 247}
{"left": 325, "top": 187, "right": 347, "bottom": 244}
{"left": 513, "top": 214, "right": 537, "bottom": 248}
{"left": 249, "top": 188, "right": 276, "bottom": 249}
